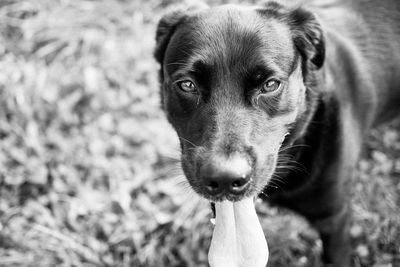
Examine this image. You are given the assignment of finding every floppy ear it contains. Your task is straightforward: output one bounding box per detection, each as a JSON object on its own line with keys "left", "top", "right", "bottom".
{"left": 154, "top": 10, "right": 186, "bottom": 64}
{"left": 288, "top": 7, "right": 325, "bottom": 69}
{"left": 154, "top": 3, "right": 208, "bottom": 65}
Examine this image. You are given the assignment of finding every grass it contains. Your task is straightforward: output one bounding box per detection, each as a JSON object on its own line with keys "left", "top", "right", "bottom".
{"left": 0, "top": 0, "right": 399, "bottom": 266}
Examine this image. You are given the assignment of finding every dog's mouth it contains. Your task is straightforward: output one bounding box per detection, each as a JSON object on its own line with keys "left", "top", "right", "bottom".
{"left": 181, "top": 150, "right": 277, "bottom": 202}
{"left": 194, "top": 183, "right": 256, "bottom": 203}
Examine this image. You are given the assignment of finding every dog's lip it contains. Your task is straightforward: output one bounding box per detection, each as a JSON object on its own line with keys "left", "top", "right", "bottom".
{"left": 204, "top": 194, "right": 246, "bottom": 203}
{"left": 198, "top": 187, "right": 255, "bottom": 202}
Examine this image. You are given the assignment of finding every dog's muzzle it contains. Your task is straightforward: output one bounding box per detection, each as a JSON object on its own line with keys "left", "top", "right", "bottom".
{"left": 199, "top": 153, "right": 252, "bottom": 198}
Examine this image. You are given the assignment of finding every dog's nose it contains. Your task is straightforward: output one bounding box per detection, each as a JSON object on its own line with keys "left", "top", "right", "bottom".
{"left": 204, "top": 174, "right": 250, "bottom": 195}
{"left": 201, "top": 154, "right": 251, "bottom": 196}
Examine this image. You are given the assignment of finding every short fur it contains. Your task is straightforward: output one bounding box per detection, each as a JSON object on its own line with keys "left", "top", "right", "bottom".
{"left": 154, "top": 0, "right": 400, "bottom": 266}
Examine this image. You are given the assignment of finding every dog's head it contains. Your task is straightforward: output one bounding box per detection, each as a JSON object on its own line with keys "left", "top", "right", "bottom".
{"left": 154, "top": 2, "right": 324, "bottom": 202}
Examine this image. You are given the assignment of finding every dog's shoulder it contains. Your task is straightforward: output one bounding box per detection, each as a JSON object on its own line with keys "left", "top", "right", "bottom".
{"left": 311, "top": 0, "right": 400, "bottom": 127}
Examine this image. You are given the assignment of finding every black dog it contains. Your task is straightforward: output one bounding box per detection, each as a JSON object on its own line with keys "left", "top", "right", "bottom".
{"left": 154, "top": 0, "right": 400, "bottom": 266}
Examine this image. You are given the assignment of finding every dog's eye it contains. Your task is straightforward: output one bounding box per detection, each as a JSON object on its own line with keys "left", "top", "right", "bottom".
{"left": 177, "top": 80, "right": 197, "bottom": 93}
{"left": 262, "top": 79, "right": 281, "bottom": 93}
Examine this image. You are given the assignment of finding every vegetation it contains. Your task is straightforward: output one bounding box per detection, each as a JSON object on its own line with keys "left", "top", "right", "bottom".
{"left": 0, "top": 0, "right": 399, "bottom": 266}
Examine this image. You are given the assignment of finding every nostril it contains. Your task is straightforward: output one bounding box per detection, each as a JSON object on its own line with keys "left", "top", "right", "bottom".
{"left": 231, "top": 178, "right": 248, "bottom": 189}
{"left": 204, "top": 177, "right": 222, "bottom": 195}
{"left": 207, "top": 180, "right": 219, "bottom": 190}
{"left": 229, "top": 176, "right": 250, "bottom": 193}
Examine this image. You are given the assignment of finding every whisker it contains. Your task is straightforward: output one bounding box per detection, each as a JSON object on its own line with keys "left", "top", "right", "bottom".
{"left": 258, "top": 190, "right": 270, "bottom": 199}
{"left": 178, "top": 136, "right": 198, "bottom": 148}
{"left": 279, "top": 143, "right": 309, "bottom": 153}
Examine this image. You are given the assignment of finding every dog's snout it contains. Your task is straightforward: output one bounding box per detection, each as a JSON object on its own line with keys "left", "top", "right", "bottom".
{"left": 200, "top": 154, "right": 251, "bottom": 196}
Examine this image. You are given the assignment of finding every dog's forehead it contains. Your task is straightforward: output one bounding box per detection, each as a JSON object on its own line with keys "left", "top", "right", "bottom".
{"left": 164, "top": 7, "right": 295, "bottom": 75}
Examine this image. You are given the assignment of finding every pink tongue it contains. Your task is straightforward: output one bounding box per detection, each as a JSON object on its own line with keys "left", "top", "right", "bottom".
{"left": 208, "top": 198, "right": 269, "bottom": 267}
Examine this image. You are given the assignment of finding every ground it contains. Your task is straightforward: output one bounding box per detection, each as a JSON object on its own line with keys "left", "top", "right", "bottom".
{"left": 0, "top": 0, "right": 399, "bottom": 266}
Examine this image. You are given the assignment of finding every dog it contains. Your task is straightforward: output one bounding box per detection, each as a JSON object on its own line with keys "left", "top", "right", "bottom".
{"left": 154, "top": 0, "right": 400, "bottom": 266}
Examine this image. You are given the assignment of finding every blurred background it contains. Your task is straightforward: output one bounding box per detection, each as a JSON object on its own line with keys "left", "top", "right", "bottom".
{"left": 0, "top": 0, "right": 399, "bottom": 266}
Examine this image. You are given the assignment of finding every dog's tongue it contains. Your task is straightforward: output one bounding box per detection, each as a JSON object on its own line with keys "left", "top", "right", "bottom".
{"left": 208, "top": 198, "right": 269, "bottom": 267}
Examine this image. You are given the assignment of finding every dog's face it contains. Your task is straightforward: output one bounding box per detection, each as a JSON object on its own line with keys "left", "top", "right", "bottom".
{"left": 155, "top": 3, "right": 324, "bottom": 202}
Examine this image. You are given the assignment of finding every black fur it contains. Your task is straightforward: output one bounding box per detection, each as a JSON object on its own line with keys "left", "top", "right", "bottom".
{"left": 154, "top": 1, "right": 400, "bottom": 266}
